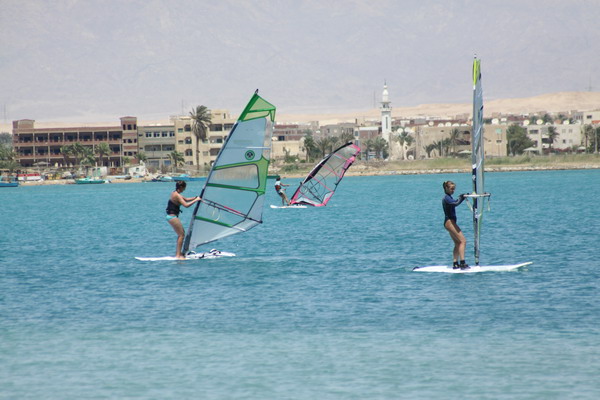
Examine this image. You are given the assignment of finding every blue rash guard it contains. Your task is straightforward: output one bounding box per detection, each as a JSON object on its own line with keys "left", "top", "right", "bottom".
{"left": 442, "top": 194, "right": 465, "bottom": 223}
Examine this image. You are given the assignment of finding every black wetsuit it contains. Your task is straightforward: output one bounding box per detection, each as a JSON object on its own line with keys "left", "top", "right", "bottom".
{"left": 166, "top": 196, "right": 181, "bottom": 216}
{"left": 442, "top": 194, "right": 464, "bottom": 223}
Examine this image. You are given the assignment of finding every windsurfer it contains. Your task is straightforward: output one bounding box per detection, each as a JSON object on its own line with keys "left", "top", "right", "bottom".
{"left": 442, "top": 181, "right": 469, "bottom": 269}
{"left": 274, "top": 176, "right": 291, "bottom": 206}
{"left": 166, "top": 180, "right": 201, "bottom": 259}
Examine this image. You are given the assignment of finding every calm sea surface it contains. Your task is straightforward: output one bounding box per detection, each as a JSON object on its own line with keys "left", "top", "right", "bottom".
{"left": 1, "top": 169, "right": 599, "bottom": 399}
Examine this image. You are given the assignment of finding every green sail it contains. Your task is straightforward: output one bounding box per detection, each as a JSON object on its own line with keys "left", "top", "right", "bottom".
{"left": 182, "top": 91, "right": 275, "bottom": 254}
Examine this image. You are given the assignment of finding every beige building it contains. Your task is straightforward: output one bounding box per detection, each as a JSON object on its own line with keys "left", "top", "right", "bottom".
{"left": 525, "top": 123, "right": 582, "bottom": 153}
{"left": 415, "top": 123, "right": 507, "bottom": 159}
{"left": 12, "top": 119, "right": 126, "bottom": 169}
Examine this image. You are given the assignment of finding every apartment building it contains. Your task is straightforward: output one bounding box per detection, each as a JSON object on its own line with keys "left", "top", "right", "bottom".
{"left": 12, "top": 119, "right": 126, "bottom": 168}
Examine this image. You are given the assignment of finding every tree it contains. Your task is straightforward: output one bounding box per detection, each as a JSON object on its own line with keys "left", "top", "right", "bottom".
{"left": 137, "top": 151, "right": 147, "bottom": 164}
{"left": 371, "top": 137, "right": 389, "bottom": 160}
{"left": 395, "top": 130, "right": 414, "bottom": 160}
{"left": 60, "top": 144, "right": 73, "bottom": 167}
{"left": 169, "top": 151, "right": 185, "bottom": 172}
{"left": 449, "top": 128, "right": 460, "bottom": 155}
{"left": 0, "top": 143, "right": 19, "bottom": 171}
{"left": 315, "top": 137, "right": 332, "bottom": 158}
{"left": 189, "top": 105, "right": 212, "bottom": 168}
{"left": 95, "top": 142, "right": 111, "bottom": 167}
{"left": 339, "top": 131, "right": 355, "bottom": 144}
{"left": 546, "top": 126, "right": 559, "bottom": 152}
{"left": 70, "top": 142, "right": 86, "bottom": 168}
{"left": 582, "top": 124, "right": 594, "bottom": 153}
{"left": 506, "top": 124, "right": 534, "bottom": 156}
{"left": 302, "top": 134, "right": 320, "bottom": 162}
{"left": 80, "top": 146, "right": 96, "bottom": 168}
{"left": 363, "top": 138, "right": 374, "bottom": 161}
{"left": 425, "top": 143, "right": 437, "bottom": 158}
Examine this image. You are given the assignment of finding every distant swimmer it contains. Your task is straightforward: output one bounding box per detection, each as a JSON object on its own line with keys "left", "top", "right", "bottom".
{"left": 442, "top": 180, "right": 469, "bottom": 269}
{"left": 166, "top": 180, "right": 202, "bottom": 259}
{"left": 274, "top": 175, "right": 291, "bottom": 206}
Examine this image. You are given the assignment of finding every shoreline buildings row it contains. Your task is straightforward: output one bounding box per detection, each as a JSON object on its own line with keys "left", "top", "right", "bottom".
{"left": 9, "top": 85, "right": 600, "bottom": 171}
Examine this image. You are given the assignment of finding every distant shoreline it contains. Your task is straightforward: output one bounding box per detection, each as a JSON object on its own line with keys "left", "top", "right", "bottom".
{"left": 17, "top": 159, "right": 600, "bottom": 186}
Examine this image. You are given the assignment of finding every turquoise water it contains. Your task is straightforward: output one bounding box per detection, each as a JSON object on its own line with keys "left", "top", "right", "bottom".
{"left": 1, "top": 170, "right": 599, "bottom": 399}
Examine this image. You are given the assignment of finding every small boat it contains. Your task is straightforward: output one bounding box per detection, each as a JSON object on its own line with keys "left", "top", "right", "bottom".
{"left": 151, "top": 175, "right": 174, "bottom": 182}
{"left": 75, "top": 177, "right": 107, "bottom": 184}
{"left": 0, "top": 176, "right": 19, "bottom": 187}
{"left": 171, "top": 173, "right": 205, "bottom": 182}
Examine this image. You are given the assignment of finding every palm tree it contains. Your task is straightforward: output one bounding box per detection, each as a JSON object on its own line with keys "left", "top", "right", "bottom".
{"left": 449, "top": 128, "right": 461, "bottom": 155}
{"left": 60, "top": 144, "right": 73, "bottom": 167}
{"left": 372, "top": 137, "right": 389, "bottom": 160}
{"left": 546, "top": 126, "right": 559, "bottom": 153}
{"left": 95, "top": 142, "right": 111, "bottom": 167}
{"left": 441, "top": 138, "right": 452, "bottom": 156}
{"left": 315, "top": 137, "right": 331, "bottom": 158}
{"left": 425, "top": 143, "right": 437, "bottom": 158}
{"left": 189, "top": 105, "right": 212, "bottom": 169}
{"left": 169, "top": 151, "right": 185, "bottom": 172}
{"left": 395, "top": 130, "right": 414, "bottom": 160}
{"left": 339, "top": 131, "right": 355, "bottom": 144}
{"left": 582, "top": 124, "right": 594, "bottom": 153}
{"left": 71, "top": 142, "right": 86, "bottom": 168}
{"left": 363, "top": 138, "right": 374, "bottom": 161}
{"left": 302, "top": 134, "right": 319, "bottom": 162}
{"left": 137, "top": 151, "right": 147, "bottom": 164}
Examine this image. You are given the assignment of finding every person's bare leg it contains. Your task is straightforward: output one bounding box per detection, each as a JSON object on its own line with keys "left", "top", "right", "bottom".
{"left": 168, "top": 218, "right": 186, "bottom": 259}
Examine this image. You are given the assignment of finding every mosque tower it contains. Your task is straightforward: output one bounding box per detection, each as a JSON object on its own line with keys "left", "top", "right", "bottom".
{"left": 380, "top": 82, "right": 392, "bottom": 143}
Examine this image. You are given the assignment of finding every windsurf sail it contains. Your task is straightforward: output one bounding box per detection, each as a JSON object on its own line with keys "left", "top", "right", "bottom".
{"left": 182, "top": 90, "right": 275, "bottom": 254}
{"left": 465, "top": 56, "right": 490, "bottom": 265}
{"left": 289, "top": 142, "right": 360, "bottom": 207}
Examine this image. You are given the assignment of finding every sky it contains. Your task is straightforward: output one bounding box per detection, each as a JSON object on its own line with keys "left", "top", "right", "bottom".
{"left": 1, "top": 0, "right": 599, "bottom": 127}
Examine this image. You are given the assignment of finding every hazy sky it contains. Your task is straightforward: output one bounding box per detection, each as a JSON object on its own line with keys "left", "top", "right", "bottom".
{"left": 1, "top": 0, "right": 599, "bottom": 126}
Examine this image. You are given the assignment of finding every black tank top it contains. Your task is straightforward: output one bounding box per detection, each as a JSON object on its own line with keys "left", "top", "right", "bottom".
{"left": 166, "top": 195, "right": 181, "bottom": 216}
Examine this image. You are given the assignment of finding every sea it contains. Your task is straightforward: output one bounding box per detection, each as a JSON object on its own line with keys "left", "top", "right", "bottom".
{"left": 1, "top": 169, "right": 599, "bottom": 399}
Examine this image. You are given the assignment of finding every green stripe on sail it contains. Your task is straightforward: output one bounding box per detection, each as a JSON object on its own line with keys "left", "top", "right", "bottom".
{"left": 239, "top": 92, "right": 276, "bottom": 122}
{"left": 473, "top": 58, "right": 481, "bottom": 86}
{"left": 194, "top": 215, "right": 234, "bottom": 228}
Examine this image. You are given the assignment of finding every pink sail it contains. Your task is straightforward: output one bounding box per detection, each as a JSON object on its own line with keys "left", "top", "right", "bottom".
{"left": 290, "top": 142, "right": 360, "bottom": 207}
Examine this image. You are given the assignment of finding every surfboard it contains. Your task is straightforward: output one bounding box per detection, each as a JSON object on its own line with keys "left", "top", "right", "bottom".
{"left": 269, "top": 204, "right": 307, "bottom": 209}
{"left": 412, "top": 262, "right": 532, "bottom": 273}
{"left": 135, "top": 249, "right": 236, "bottom": 261}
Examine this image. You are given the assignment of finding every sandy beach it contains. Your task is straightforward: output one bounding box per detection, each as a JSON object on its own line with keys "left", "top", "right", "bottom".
{"left": 17, "top": 154, "right": 600, "bottom": 186}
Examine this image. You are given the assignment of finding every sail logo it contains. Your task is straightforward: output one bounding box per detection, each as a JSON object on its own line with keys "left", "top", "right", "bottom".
{"left": 245, "top": 150, "right": 255, "bottom": 160}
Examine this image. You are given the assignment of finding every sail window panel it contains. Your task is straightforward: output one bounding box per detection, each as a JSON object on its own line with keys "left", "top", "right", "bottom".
{"left": 202, "top": 185, "right": 260, "bottom": 221}
{"left": 211, "top": 164, "right": 260, "bottom": 189}
{"left": 214, "top": 119, "right": 268, "bottom": 166}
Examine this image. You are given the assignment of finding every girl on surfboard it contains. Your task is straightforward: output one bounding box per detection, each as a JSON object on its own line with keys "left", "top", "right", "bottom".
{"left": 442, "top": 181, "right": 469, "bottom": 269}
{"left": 274, "top": 176, "right": 291, "bottom": 206}
{"left": 166, "top": 180, "right": 202, "bottom": 259}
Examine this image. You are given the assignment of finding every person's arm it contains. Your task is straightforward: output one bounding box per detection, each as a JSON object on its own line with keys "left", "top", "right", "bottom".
{"left": 176, "top": 193, "right": 201, "bottom": 208}
{"left": 444, "top": 194, "right": 464, "bottom": 206}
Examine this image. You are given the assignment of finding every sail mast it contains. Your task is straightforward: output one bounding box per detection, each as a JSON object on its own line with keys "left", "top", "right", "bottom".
{"left": 471, "top": 56, "right": 485, "bottom": 265}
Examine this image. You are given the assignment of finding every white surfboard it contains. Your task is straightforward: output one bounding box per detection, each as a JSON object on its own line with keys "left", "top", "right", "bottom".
{"left": 135, "top": 249, "right": 236, "bottom": 261}
{"left": 270, "top": 204, "right": 308, "bottom": 209}
{"left": 413, "top": 262, "right": 532, "bottom": 273}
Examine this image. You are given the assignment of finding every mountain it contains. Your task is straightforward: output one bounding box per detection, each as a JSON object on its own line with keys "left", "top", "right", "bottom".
{"left": 1, "top": 1, "right": 599, "bottom": 127}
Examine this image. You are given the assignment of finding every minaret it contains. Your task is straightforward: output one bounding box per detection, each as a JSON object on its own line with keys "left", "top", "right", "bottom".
{"left": 380, "top": 82, "right": 392, "bottom": 143}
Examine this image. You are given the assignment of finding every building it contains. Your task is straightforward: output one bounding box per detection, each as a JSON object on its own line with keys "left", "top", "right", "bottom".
{"left": 415, "top": 123, "right": 508, "bottom": 159}
{"left": 12, "top": 119, "right": 125, "bottom": 169}
{"left": 525, "top": 123, "right": 582, "bottom": 153}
